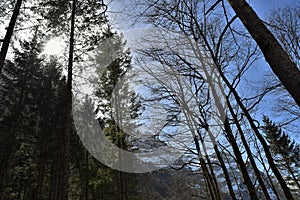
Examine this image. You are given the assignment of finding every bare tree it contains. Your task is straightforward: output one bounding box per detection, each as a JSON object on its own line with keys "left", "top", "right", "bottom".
{"left": 125, "top": 0, "right": 296, "bottom": 199}
{"left": 269, "top": 5, "right": 300, "bottom": 68}
{"left": 136, "top": 49, "right": 223, "bottom": 199}
{"left": 265, "top": 5, "right": 300, "bottom": 132}
{"left": 226, "top": 0, "right": 300, "bottom": 107}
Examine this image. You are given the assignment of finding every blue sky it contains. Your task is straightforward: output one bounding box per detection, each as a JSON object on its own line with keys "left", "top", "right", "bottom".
{"left": 105, "top": 0, "right": 300, "bottom": 142}
{"left": 250, "top": 0, "right": 298, "bottom": 18}
{"left": 237, "top": 0, "right": 299, "bottom": 138}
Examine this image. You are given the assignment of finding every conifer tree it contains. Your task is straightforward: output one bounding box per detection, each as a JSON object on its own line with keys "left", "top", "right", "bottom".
{"left": 262, "top": 116, "right": 300, "bottom": 194}
{"left": 95, "top": 31, "right": 141, "bottom": 200}
{"left": 0, "top": 33, "right": 71, "bottom": 200}
{"left": 34, "top": 2, "right": 109, "bottom": 197}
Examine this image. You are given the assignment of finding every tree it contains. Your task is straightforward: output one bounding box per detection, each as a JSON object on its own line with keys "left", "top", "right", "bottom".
{"left": 127, "top": 0, "right": 295, "bottom": 199}
{"left": 95, "top": 31, "right": 141, "bottom": 200}
{"left": 132, "top": 1, "right": 244, "bottom": 199}
{"left": 264, "top": 5, "right": 300, "bottom": 132}
{"left": 0, "top": 0, "right": 23, "bottom": 72}
{"left": 35, "top": 1, "right": 108, "bottom": 198}
{"left": 262, "top": 116, "right": 300, "bottom": 194}
{"left": 62, "top": 1, "right": 76, "bottom": 198}
{"left": 227, "top": 101, "right": 272, "bottom": 200}
{"left": 0, "top": 33, "right": 70, "bottom": 199}
{"left": 269, "top": 5, "right": 300, "bottom": 68}
{"left": 226, "top": 0, "right": 300, "bottom": 107}
{"left": 0, "top": 34, "right": 43, "bottom": 198}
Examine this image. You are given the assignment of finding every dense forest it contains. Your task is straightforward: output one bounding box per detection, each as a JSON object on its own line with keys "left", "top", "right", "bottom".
{"left": 0, "top": 0, "right": 299, "bottom": 199}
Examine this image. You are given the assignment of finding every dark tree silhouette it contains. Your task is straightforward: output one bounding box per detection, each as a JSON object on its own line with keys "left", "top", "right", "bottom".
{"left": 0, "top": 0, "right": 23, "bottom": 72}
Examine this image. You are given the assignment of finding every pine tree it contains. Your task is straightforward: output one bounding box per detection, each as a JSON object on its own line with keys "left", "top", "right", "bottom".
{"left": 262, "top": 116, "right": 300, "bottom": 195}
{"left": 0, "top": 35, "right": 44, "bottom": 199}
{"left": 95, "top": 31, "right": 141, "bottom": 200}
{"left": 70, "top": 96, "right": 119, "bottom": 200}
{"left": 33, "top": 2, "right": 109, "bottom": 197}
{"left": 0, "top": 33, "right": 71, "bottom": 199}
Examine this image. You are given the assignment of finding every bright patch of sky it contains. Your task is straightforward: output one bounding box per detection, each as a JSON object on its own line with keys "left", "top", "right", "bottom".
{"left": 43, "top": 38, "right": 65, "bottom": 55}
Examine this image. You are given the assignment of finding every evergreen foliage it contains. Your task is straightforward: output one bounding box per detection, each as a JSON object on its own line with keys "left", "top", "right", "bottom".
{"left": 0, "top": 35, "right": 69, "bottom": 199}
{"left": 94, "top": 31, "right": 142, "bottom": 200}
{"left": 262, "top": 116, "right": 300, "bottom": 194}
{"left": 0, "top": 1, "right": 299, "bottom": 199}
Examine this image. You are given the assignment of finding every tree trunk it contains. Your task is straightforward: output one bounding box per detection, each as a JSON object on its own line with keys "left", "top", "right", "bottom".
{"left": 205, "top": 154, "right": 222, "bottom": 200}
{"left": 37, "top": 141, "right": 46, "bottom": 200}
{"left": 227, "top": 101, "right": 271, "bottom": 200}
{"left": 57, "top": 145, "right": 63, "bottom": 200}
{"left": 193, "top": 135, "right": 220, "bottom": 200}
{"left": 284, "top": 161, "right": 300, "bottom": 190}
{"left": 197, "top": 130, "right": 221, "bottom": 200}
{"left": 62, "top": 0, "right": 76, "bottom": 199}
{"left": 226, "top": 0, "right": 300, "bottom": 107}
{"left": 0, "top": 0, "right": 23, "bottom": 72}
{"left": 214, "top": 144, "right": 238, "bottom": 200}
{"left": 224, "top": 118, "right": 259, "bottom": 200}
{"left": 49, "top": 165, "right": 54, "bottom": 200}
{"left": 216, "top": 63, "right": 295, "bottom": 200}
{"left": 256, "top": 144, "right": 281, "bottom": 200}
{"left": 85, "top": 150, "right": 89, "bottom": 200}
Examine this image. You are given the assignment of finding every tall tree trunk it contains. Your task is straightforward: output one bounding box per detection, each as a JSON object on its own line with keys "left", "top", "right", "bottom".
{"left": 197, "top": 130, "right": 221, "bottom": 200}
{"left": 200, "top": 60, "right": 233, "bottom": 200}
{"left": 227, "top": 101, "right": 271, "bottom": 200}
{"left": 256, "top": 143, "right": 281, "bottom": 200}
{"left": 0, "top": 0, "right": 23, "bottom": 72}
{"left": 85, "top": 150, "right": 89, "bottom": 200}
{"left": 118, "top": 170, "right": 124, "bottom": 200}
{"left": 226, "top": 0, "right": 300, "bottom": 107}
{"left": 205, "top": 153, "right": 222, "bottom": 200}
{"left": 37, "top": 140, "right": 46, "bottom": 200}
{"left": 214, "top": 144, "right": 238, "bottom": 200}
{"left": 49, "top": 164, "right": 55, "bottom": 200}
{"left": 62, "top": 0, "right": 76, "bottom": 199}
{"left": 123, "top": 172, "right": 128, "bottom": 200}
{"left": 114, "top": 88, "right": 125, "bottom": 200}
{"left": 284, "top": 161, "right": 300, "bottom": 190}
{"left": 193, "top": 135, "right": 220, "bottom": 200}
{"left": 57, "top": 145, "right": 63, "bottom": 200}
{"left": 216, "top": 62, "right": 295, "bottom": 200}
{"left": 224, "top": 118, "right": 259, "bottom": 200}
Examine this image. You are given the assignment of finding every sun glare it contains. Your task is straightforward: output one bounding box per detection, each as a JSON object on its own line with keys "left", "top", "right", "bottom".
{"left": 43, "top": 38, "right": 65, "bottom": 55}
